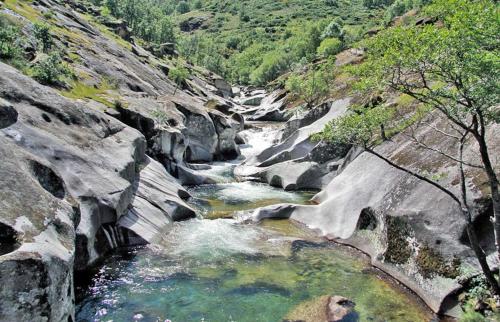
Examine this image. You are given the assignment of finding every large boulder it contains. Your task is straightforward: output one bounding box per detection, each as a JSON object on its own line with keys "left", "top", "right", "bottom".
{"left": 118, "top": 157, "right": 195, "bottom": 244}
{"left": 209, "top": 110, "right": 241, "bottom": 160}
{"left": 327, "top": 296, "right": 357, "bottom": 322}
{"left": 0, "top": 63, "right": 147, "bottom": 270}
{"left": 0, "top": 138, "right": 76, "bottom": 322}
{"left": 236, "top": 98, "right": 351, "bottom": 190}
{"left": 179, "top": 15, "right": 210, "bottom": 32}
{"left": 0, "top": 62, "right": 199, "bottom": 321}
{"left": 245, "top": 90, "right": 289, "bottom": 121}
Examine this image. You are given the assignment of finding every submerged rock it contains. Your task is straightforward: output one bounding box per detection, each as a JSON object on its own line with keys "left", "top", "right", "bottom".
{"left": 327, "top": 296, "right": 357, "bottom": 322}
{"left": 283, "top": 295, "right": 357, "bottom": 322}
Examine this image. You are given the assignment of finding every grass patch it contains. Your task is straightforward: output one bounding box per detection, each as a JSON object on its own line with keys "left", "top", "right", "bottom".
{"left": 60, "top": 80, "right": 117, "bottom": 108}
{"left": 3, "top": 0, "right": 41, "bottom": 22}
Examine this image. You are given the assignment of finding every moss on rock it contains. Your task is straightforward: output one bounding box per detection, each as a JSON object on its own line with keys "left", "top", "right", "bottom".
{"left": 384, "top": 216, "right": 412, "bottom": 264}
{"left": 416, "top": 244, "right": 460, "bottom": 279}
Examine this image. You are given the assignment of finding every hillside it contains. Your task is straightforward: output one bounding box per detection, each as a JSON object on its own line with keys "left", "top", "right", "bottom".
{"left": 82, "top": 0, "right": 419, "bottom": 85}
{"left": 0, "top": 0, "right": 498, "bottom": 321}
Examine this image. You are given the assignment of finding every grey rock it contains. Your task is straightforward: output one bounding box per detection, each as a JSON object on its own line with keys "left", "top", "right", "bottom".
{"left": 118, "top": 157, "right": 195, "bottom": 244}
{"left": 0, "top": 138, "right": 76, "bottom": 322}
{"left": 245, "top": 90, "right": 290, "bottom": 121}
{"left": 238, "top": 98, "right": 351, "bottom": 190}
{"left": 179, "top": 15, "right": 210, "bottom": 32}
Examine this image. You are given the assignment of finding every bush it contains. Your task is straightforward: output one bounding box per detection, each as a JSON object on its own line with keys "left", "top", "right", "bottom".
{"left": 0, "top": 25, "right": 21, "bottom": 59}
{"left": 32, "top": 52, "right": 72, "bottom": 85}
{"left": 33, "top": 22, "right": 52, "bottom": 52}
{"left": 317, "top": 38, "right": 342, "bottom": 57}
{"left": 176, "top": 1, "right": 190, "bottom": 14}
{"left": 285, "top": 67, "right": 333, "bottom": 108}
{"left": 250, "top": 51, "right": 291, "bottom": 85}
{"left": 321, "top": 20, "right": 343, "bottom": 39}
{"left": 168, "top": 65, "right": 190, "bottom": 94}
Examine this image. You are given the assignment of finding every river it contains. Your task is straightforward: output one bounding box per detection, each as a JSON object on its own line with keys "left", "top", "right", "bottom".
{"left": 76, "top": 123, "right": 433, "bottom": 322}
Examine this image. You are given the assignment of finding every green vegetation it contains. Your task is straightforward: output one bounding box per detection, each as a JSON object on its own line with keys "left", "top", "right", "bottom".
{"left": 0, "top": 13, "right": 72, "bottom": 85}
{"left": 89, "top": 0, "right": 176, "bottom": 45}
{"left": 31, "top": 52, "right": 72, "bottom": 85}
{"left": 60, "top": 79, "right": 117, "bottom": 107}
{"left": 315, "top": 0, "right": 500, "bottom": 301}
{"left": 317, "top": 38, "right": 343, "bottom": 57}
{"left": 89, "top": 0, "right": 388, "bottom": 85}
{"left": 0, "top": 23, "right": 22, "bottom": 60}
{"left": 33, "top": 22, "right": 53, "bottom": 53}
{"left": 286, "top": 65, "right": 334, "bottom": 108}
{"left": 0, "top": 14, "right": 28, "bottom": 69}
{"left": 168, "top": 64, "right": 190, "bottom": 94}
{"left": 416, "top": 244, "right": 460, "bottom": 279}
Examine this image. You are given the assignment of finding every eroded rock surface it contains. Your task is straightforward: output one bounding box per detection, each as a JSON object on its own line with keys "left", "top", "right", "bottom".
{"left": 237, "top": 98, "right": 351, "bottom": 190}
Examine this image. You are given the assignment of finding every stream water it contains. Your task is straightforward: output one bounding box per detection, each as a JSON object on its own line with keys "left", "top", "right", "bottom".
{"left": 76, "top": 124, "right": 434, "bottom": 322}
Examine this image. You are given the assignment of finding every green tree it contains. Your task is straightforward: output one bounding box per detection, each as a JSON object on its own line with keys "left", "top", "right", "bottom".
{"left": 286, "top": 67, "right": 332, "bottom": 108}
{"left": 168, "top": 65, "right": 190, "bottom": 94}
{"left": 326, "top": 0, "right": 500, "bottom": 294}
{"left": 317, "top": 38, "right": 343, "bottom": 57}
{"left": 250, "top": 51, "right": 291, "bottom": 86}
{"left": 321, "top": 19, "right": 343, "bottom": 39}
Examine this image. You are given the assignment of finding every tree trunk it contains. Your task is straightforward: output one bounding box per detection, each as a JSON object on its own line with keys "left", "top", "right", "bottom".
{"left": 366, "top": 145, "right": 500, "bottom": 293}
{"left": 380, "top": 124, "right": 388, "bottom": 141}
{"left": 474, "top": 132, "right": 500, "bottom": 263}
{"left": 459, "top": 135, "right": 500, "bottom": 294}
{"left": 464, "top": 220, "right": 500, "bottom": 295}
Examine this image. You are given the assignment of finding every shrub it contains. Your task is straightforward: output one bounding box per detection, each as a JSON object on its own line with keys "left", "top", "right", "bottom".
{"left": 32, "top": 52, "right": 72, "bottom": 85}
{"left": 0, "top": 25, "right": 21, "bottom": 59}
{"left": 33, "top": 22, "right": 53, "bottom": 53}
{"left": 168, "top": 65, "right": 190, "bottom": 94}
{"left": 250, "top": 51, "right": 291, "bottom": 85}
{"left": 317, "top": 38, "right": 343, "bottom": 57}
{"left": 176, "top": 1, "right": 190, "bottom": 14}
{"left": 321, "top": 20, "right": 343, "bottom": 39}
{"left": 285, "top": 68, "right": 332, "bottom": 108}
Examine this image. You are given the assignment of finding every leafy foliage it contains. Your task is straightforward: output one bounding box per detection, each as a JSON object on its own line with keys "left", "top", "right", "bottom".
{"left": 317, "top": 38, "right": 343, "bottom": 57}
{"left": 97, "top": 0, "right": 176, "bottom": 45}
{"left": 313, "top": 105, "right": 393, "bottom": 145}
{"left": 33, "top": 22, "right": 53, "bottom": 52}
{"left": 0, "top": 24, "right": 22, "bottom": 60}
{"left": 32, "top": 52, "right": 72, "bottom": 85}
{"left": 168, "top": 64, "right": 190, "bottom": 93}
{"left": 352, "top": 0, "right": 499, "bottom": 125}
{"left": 286, "top": 66, "right": 334, "bottom": 108}
{"left": 172, "top": 0, "right": 386, "bottom": 85}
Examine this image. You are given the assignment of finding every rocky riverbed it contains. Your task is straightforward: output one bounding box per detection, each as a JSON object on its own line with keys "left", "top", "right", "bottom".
{"left": 75, "top": 123, "right": 434, "bottom": 322}
{"left": 1, "top": 1, "right": 498, "bottom": 320}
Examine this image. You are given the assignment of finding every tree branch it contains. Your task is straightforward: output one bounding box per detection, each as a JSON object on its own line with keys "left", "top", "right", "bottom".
{"left": 364, "top": 147, "right": 462, "bottom": 206}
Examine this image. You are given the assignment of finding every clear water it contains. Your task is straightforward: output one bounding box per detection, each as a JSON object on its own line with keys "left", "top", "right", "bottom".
{"left": 76, "top": 124, "right": 433, "bottom": 322}
{"left": 188, "top": 181, "right": 315, "bottom": 219}
{"left": 76, "top": 219, "right": 432, "bottom": 322}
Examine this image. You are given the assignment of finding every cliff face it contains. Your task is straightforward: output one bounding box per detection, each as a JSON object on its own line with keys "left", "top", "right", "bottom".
{"left": 0, "top": 1, "right": 244, "bottom": 321}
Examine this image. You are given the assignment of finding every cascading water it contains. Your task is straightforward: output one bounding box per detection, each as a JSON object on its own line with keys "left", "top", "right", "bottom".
{"left": 76, "top": 123, "right": 434, "bottom": 322}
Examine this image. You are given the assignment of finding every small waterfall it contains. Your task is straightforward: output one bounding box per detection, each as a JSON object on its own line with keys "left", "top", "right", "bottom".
{"left": 101, "top": 224, "right": 127, "bottom": 249}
